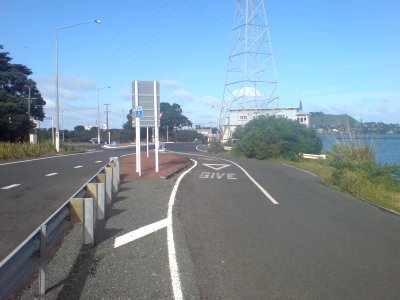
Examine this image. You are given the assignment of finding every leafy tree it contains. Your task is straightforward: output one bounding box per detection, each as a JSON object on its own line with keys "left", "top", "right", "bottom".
{"left": 233, "top": 116, "right": 322, "bottom": 160}
{"left": 160, "top": 102, "right": 192, "bottom": 140}
{"left": 0, "top": 45, "right": 46, "bottom": 141}
{"left": 175, "top": 130, "right": 203, "bottom": 142}
{"left": 74, "top": 125, "right": 85, "bottom": 132}
{"left": 120, "top": 103, "right": 192, "bottom": 142}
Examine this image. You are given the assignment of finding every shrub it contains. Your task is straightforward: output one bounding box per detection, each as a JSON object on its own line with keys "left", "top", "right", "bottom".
{"left": 233, "top": 116, "right": 322, "bottom": 160}
{"left": 207, "top": 140, "right": 225, "bottom": 153}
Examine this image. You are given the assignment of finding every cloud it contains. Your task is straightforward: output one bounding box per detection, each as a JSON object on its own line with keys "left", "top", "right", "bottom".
{"left": 120, "top": 90, "right": 132, "bottom": 101}
{"left": 171, "top": 89, "right": 195, "bottom": 102}
{"left": 160, "top": 79, "right": 183, "bottom": 89}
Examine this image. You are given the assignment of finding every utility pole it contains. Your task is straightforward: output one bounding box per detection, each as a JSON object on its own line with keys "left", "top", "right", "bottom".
{"left": 104, "top": 103, "right": 111, "bottom": 130}
{"left": 104, "top": 103, "right": 111, "bottom": 144}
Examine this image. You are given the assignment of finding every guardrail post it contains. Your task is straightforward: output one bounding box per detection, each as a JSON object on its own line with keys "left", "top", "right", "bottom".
{"left": 39, "top": 224, "right": 47, "bottom": 296}
{"left": 108, "top": 162, "right": 118, "bottom": 193}
{"left": 87, "top": 182, "right": 105, "bottom": 221}
{"left": 83, "top": 198, "right": 94, "bottom": 246}
{"left": 110, "top": 157, "right": 120, "bottom": 184}
{"left": 97, "top": 182, "right": 105, "bottom": 219}
{"left": 86, "top": 183, "right": 98, "bottom": 224}
{"left": 105, "top": 167, "right": 113, "bottom": 202}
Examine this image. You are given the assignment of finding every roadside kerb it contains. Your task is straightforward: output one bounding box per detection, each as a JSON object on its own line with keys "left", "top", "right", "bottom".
{"left": 0, "top": 157, "right": 120, "bottom": 299}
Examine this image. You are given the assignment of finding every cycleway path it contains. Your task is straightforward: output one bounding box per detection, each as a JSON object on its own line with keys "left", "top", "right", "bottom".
{"left": 15, "top": 146, "right": 400, "bottom": 299}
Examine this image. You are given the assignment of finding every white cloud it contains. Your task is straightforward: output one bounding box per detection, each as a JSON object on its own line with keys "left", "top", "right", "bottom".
{"left": 171, "top": 89, "right": 195, "bottom": 102}
{"left": 120, "top": 90, "right": 132, "bottom": 101}
{"left": 160, "top": 79, "right": 183, "bottom": 89}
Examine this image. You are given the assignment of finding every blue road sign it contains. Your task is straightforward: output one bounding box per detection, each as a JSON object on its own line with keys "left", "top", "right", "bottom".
{"left": 135, "top": 106, "right": 143, "bottom": 118}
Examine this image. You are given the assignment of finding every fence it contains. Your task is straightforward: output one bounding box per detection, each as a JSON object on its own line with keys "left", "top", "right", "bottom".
{"left": 0, "top": 157, "right": 120, "bottom": 299}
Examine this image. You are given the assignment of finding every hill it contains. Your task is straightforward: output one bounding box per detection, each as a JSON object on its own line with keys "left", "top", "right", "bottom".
{"left": 309, "top": 112, "right": 360, "bottom": 131}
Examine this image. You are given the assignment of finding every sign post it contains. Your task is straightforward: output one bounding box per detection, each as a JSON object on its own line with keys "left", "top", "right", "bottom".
{"left": 132, "top": 81, "right": 160, "bottom": 176}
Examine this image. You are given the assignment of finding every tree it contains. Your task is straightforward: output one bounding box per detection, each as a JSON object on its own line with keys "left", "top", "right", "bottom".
{"left": 160, "top": 102, "right": 192, "bottom": 140}
{"left": 0, "top": 45, "right": 46, "bottom": 141}
{"left": 233, "top": 116, "right": 322, "bottom": 160}
{"left": 120, "top": 103, "right": 193, "bottom": 142}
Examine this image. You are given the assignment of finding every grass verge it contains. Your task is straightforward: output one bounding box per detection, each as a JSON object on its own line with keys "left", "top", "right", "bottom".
{"left": 276, "top": 157, "right": 400, "bottom": 214}
{"left": 0, "top": 142, "right": 83, "bottom": 160}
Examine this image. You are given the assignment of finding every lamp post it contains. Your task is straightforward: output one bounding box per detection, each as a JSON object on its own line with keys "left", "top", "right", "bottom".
{"left": 55, "top": 19, "right": 101, "bottom": 152}
{"left": 97, "top": 86, "right": 110, "bottom": 144}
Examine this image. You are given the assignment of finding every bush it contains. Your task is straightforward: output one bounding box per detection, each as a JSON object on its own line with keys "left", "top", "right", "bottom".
{"left": 233, "top": 116, "right": 322, "bottom": 160}
{"left": 207, "top": 140, "right": 225, "bottom": 153}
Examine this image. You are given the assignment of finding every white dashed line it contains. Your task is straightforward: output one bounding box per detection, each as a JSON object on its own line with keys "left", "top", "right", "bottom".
{"left": 45, "top": 173, "right": 58, "bottom": 177}
{"left": 95, "top": 161, "right": 103, "bottom": 164}
{"left": 73, "top": 166, "right": 83, "bottom": 169}
{"left": 1, "top": 184, "right": 21, "bottom": 190}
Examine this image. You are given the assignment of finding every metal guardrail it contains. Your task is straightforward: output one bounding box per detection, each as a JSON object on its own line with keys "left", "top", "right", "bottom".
{"left": 0, "top": 157, "right": 120, "bottom": 299}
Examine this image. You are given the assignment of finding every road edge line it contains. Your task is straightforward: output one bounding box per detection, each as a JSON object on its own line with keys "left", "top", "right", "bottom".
{"left": 167, "top": 159, "right": 198, "bottom": 300}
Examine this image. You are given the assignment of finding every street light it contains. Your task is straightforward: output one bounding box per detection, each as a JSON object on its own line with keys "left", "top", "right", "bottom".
{"left": 97, "top": 86, "right": 110, "bottom": 144}
{"left": 55, "top": 19, "right": 101, "bottom": 152}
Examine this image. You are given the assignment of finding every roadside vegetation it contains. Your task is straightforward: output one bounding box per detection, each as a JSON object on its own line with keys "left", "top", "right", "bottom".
{"left": 232, "top": 116, "right": 322, "bottom": 160}
{"left": 216, "top": 116, "right": 400, "bottom": 213}
{"left": 0, "top": 142, "right": 56, "bottom": 160}
{"left": 281, "top": 141, "right": 400, "bottom": 213}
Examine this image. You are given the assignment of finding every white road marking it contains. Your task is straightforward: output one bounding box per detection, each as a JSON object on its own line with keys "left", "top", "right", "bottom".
{"left": 1, "top": 184, "right": 21, "bottom": 190}
{"left": 114, "top": 218, "right": 168, "bottom": 248}
{"left": 203, "top": 163, "right": 230, "bottom": 170}
{"left": 224, "top": 159, "right": 279, "bottom": 205}
{"left": 45, "top": 173, "right": 58, "bottom": 177}
{"left": 95, "top": 160, "right": 103, "bottom": 164}
{"left": 169, "top": 150, "right": 279, "bottom": 205}
{"left": 199, "top": 171, "right": 237, "bottom": 180}
{"left": 168, "top": 159, "right": 198, "bottom": 300}
{"left": 73, "top": 166, "right": 83, "bottom": 169}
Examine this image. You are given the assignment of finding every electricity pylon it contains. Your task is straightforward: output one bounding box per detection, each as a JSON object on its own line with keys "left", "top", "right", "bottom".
{"left": 219, "top": 0, "right": 279, "bottom": 141}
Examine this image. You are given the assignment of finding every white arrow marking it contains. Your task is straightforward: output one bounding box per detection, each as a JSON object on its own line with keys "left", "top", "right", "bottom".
{"left": 114, "top": 218, "right": 168, "bottom": 248}
{"left": 45, "top": 173, "right": 58, "bottom": 177}
{"left": 203, "top": 163, "right": 231, "bottom": 170}
{"left": 1, "top": 184, "right": 21, "bottom": 190}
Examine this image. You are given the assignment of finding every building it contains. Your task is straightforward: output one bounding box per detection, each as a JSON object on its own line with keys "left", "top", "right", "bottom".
{"left": 221, "top": 107, "right": 310, "bottom": 141}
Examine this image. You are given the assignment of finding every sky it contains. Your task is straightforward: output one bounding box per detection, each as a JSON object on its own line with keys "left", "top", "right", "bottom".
{"left": 1, "top": 0, "right": 399, "bottom": 130}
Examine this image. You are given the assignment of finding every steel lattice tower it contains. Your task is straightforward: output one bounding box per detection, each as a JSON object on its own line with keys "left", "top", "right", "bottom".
{"left": 219, "top": 0, "right": 279, "bottom": 141}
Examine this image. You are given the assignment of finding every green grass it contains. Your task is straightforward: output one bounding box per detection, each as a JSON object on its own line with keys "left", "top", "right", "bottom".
{"left": 0, "top": 142, "right": 56, "bottom": 160}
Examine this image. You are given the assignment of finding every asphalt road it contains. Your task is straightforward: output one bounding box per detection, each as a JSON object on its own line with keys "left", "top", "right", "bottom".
{"left": 6, "top": 142, "right": 400, "bottom": 299}
{"left": 167, "top": 143, "right": 400, "bottom": 299}
{"left": 0, "top": 145, "right": 137, "bottom": 261}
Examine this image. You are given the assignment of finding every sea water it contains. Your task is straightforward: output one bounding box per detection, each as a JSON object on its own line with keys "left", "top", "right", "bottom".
{"left": 320, "top": 134, "right": 400, "bottom": 166}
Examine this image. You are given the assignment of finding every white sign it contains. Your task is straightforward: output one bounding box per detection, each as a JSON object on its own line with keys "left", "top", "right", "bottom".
{"left": 132, "top": 81, "right": 160, "bottom": 128}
